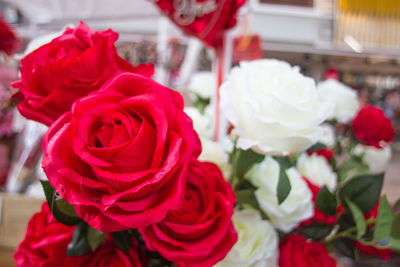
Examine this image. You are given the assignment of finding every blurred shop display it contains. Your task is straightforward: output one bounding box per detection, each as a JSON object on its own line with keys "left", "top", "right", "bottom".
{"left": 336, "top": 0, "right": 400, "bottom": 50}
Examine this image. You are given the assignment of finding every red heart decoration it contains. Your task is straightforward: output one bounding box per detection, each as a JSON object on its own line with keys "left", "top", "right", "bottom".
{"left": 153, "top": 0, "right": 245, "bottom": 48}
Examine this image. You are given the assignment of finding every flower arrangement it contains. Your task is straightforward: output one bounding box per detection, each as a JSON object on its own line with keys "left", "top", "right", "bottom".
{"left": 14, "top": 23, "right": 399, "bottom": 267}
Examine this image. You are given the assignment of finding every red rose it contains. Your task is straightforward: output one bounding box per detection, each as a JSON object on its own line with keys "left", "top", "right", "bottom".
{"left": 279, "top": 234, "right": 336, "bottom": 267}
{"left": 352, "top": 106, "right": 394, "bottom": 148}
{"left": 307, "top": 148, "right": 334, "bottom": 161}
{"left": 140, "top": 160, "right": 237, "bottom": 267}
{"left": 42, "top": 72, "right": 201, "bottom": 232}
{"left": 83, "top": 236, "right": 144, "bottom": 267}
{"left": 300, "top": 178, "right": 338, "bottom": 226}
{"left": 14, "top": 202, "right": 85, "bottom": 267}
{"left": 0, "top": 15, "right": 20, "bottom": 55}
{"left": 354, "top": 242, "right": 392, "bottom": 261}
{"left": 12, "top": 22, "right": 153, "bottom": 126}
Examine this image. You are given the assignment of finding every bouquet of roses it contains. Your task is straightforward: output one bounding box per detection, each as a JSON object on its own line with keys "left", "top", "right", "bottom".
{"left": 14, "top": 23, "right": 399, "bottom": 267}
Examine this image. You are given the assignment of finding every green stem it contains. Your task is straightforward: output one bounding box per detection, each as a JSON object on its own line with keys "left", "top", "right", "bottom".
{"left": 324, "top": 218, "right": 376, "bottom": 244}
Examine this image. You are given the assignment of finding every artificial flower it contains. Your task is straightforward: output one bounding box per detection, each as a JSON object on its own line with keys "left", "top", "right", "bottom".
{"left": 247, "top": 156, "right": 313, "bottom": 232}
{"left": 352, "top": 106, "right": 394, "bottom": 148}
{"left": 13, "top": 22, "right": 153, "bottom": 126}
{"left": 297, "top": 153, "right": 337, "bottom": 191}
{"left": 42, "top": 72, "right": 201, "bottom": 232}
{"left": 217, "top": 208, "right": 279, "bottom": 267}
{"left": 140, "top": 160, "right": 236, "bottom": 267}
{"left": 279, "top": 234, "right": 336, "bottom": 267}
{"left": 220, "top": 59, "right": 332, "bottom": 155}
{"left": 353, "top": 144, "right": 392, "bottom": 173}
{"left": 317, "top": 79, "right": 359, "bottom": 123}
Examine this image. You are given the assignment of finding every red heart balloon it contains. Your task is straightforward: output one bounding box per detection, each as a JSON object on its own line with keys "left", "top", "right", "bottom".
{"left": 153, "top": 0, "right": 245, "bottom": 48}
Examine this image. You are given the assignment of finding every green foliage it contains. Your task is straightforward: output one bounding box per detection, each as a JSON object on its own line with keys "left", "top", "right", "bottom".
{"left": 307, "top": 142, "right": 326, "bottom": 151}
{"left": 316, "top": 186, "right": 337, "bottom": 216}
{"left": 275, "top": 157, "right": 292, "bottom": 205}
{"left": 67, "top": 222, "right": 90, "bottom": 256}
{"left": 112, "top": 231, "right": 132, "bottom": 253}
{"left": 391, "top": 212, "right": 400, "bottom": 239}
{"left": 298, "top": 223, "right": 333, "bottom": 241}
{"left": 231, "top": 148, "right": 264, "bottom": 180}
{"left": 88, "top": 227, "right": 106, "bottom": 251}
{"left": 339, "top": 173, "right": 384, "bottom": 213}
{"left": 40, "top": 181, "right": 81, "bottom": 226}
{"left": 345, "top": 198, "right": 366, "bottom": 239}
{"left": 337, "top": 160, "right": 369, "bottom": 183}
{"left": 373, "top": 196, "right": 394, "bottom": 242}
{"left": 334, "top": 238, "right": 357, "bottom": 260}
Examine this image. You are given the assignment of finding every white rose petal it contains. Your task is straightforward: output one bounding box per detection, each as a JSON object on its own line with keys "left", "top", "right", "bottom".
{"left": 297, "top": 153, "right": 337, "bottom": 191}
{"left": 319, "top": 124, "right": 336, "bottom": 148}
{"left": 247, "top": 157, "right": 313, "bottom": 232}
{"left": 199, "top": 138, "right": 231, "bottom": 179}
{"left": 353, "top": 145, "right": 392, "bottom": 173}
{"left": 317, "top": 79, "right": 360, "bottom": 123}
{"left": 189, "top": 71, "right": 216, "bottom": 99}
{"left": 216, "top": 209, "right": 278, "bottom": 267}
{"left": 220, "top": 59, "right": 332, "bottom": 155}
{"left": 184, "top": 106, "right": 211, "bottom": 138}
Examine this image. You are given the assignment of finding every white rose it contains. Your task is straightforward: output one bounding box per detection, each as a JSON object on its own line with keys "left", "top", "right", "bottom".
{"left": 297, "top": 153, "right": 337, "bottom": 191}
{"left": 216, "top": 209, "right": 278, "bottom": 267}
{"left": 317, "top": 79, "right": 360, "bottom": 123}
{"left": 184, "top": 106, "right": 211, "bottom": 138}
{"left": 319, "top": 124, "right": 336, "bottom": 148}
{"left": 189, "top": 71, "right": 216, "bottom": 99}
{"left": 220, "top": 59, "right": 332, "bottom": 155}
{"left": 199, "top": 138, "right": 231, "bottom": 178}
{"left": 353, "top": 145, "right": 392, "bottom": 173}
{"left": 247, "top": 157, "right": 313, "bottom": 232}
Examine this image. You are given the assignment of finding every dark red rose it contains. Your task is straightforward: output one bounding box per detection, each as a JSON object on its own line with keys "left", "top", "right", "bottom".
{"left": 12, "top": 22, "right": 153, "bottom": 126}
{"left": 0, "top": 15, "right": 20, "bottom": 55}
{"left": 14, "top": 202, "right": 86, "bottom": 267}
{"left": 354, "top": 242, "right": 392, "bottom": 261}
{"left": 300, "top": 178, "right": 338, "bottom": 226}
{"left": 42, "top": 72, "right": 201, "bottom": 232}
{"left": 153, "top": 0, "right": 245, "bottom": 48}
{"left": 83, "top": 236, "right": 144, "bottom": 267}
{"left": 140, "top": 160, "right": 237, "bottom": 267}
{"left": 352, "top": 106, "right": 394, "bottom": 148}
{"left": 307, "top": 147, "right": 334, "bottom": 161}
{"left": 279, "top": 234, "right": 336, "bottom": 267}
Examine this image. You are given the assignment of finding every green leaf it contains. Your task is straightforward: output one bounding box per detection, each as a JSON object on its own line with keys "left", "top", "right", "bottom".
{"left": 392, "top": 212, "right": 400, "bottom": 239}
{"left": 40, "top": 181, "right": 81, "bottom": 226}
{"left": 275, "top": 157, "right": 292, "bottom": 205}
{"left": 339, "top": 173, "right": 384, "bottom": 213}
{"left": 345, "top": 198, "right": 367, "bottom": 239}
{"left": 334, "top": 238, "right": 357, "bottom": 259}
{"left": 298, "top": 223, "right": 333, "bottom": 241}
{"left": 388, "top": 238, "right": 400, "bottom": 252}
{"left": 232, "top": 149, "right": 264, "bottom": 179}
{"left": 316, "top": 186, "right": 337, "bottom": 216}
{"left": 112, "top": 231, "right": 132, "bottom": 253}
{"left": 373, "top": 196, "right": 394, "bottom": 242}
{"left": 236, "top": 189, "right": 258, "bottom": 209}
{"left": 87, "top": 227, "right": 106, "bottom": 251}
{"left": 394, "top": 199, "right": 400, "bottom": 209}
{"left": 236, "top": 189, "right": 269, "bottom": 220}
{"left": 67, "top": 222, "right": 90, "bottom": 256}
{"left": 337, "top": 161, "right": 369, "bottom": 183}
{"left": 308, "top": 142, "right": 327, "bottom": 151}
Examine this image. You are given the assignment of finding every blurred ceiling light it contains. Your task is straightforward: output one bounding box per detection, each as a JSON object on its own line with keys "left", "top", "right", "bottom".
{"left": 344, "top": 35, "right": 363, "bottom": 53}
